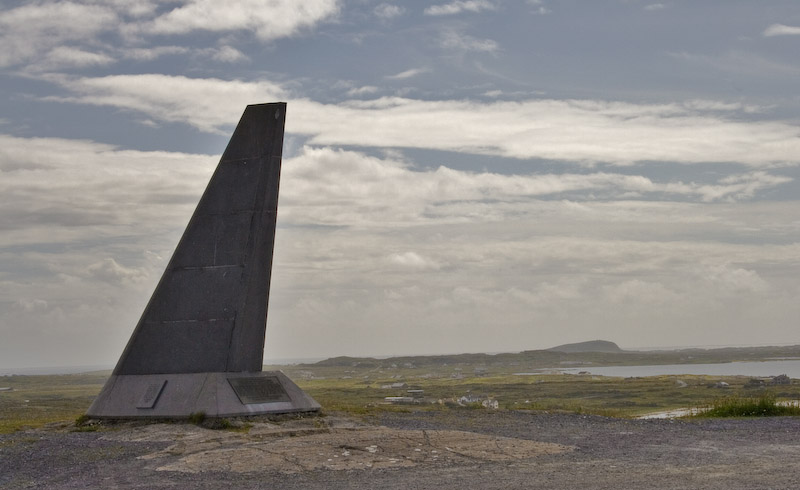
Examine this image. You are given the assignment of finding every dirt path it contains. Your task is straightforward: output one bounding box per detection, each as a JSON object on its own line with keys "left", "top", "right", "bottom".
{"left": 2, "top": 411, "right": 800, "bottom": 489}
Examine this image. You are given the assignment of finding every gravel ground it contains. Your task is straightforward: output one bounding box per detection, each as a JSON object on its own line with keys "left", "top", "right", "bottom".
{"left": 2, "top": 411, "right": 800, "bottom": 489}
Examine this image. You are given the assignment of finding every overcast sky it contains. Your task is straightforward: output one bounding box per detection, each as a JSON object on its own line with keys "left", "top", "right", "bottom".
{"left": 2, "top": 0, "right": 800, "bottom": 369}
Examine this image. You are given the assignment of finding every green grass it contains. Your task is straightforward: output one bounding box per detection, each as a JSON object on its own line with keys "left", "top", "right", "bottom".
{"left": 0, "top": 373, "right": 107, "bottom": 433}
{"left": 696, "top": 394, "right": 800, "bottom": 418}
{"left": 2, "top": 359, "right": 800, "bottom": 434}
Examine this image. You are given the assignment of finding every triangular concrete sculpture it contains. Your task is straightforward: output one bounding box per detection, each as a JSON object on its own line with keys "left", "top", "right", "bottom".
{"left": 88, "top": 103, "right": 320, "bottom": 418}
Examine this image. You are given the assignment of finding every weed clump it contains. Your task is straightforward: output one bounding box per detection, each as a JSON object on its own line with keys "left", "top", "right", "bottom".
{"left": 187, "top": 412, "right": 206, "bottom": 425}
{"left": 697, "top": 394, "right": 800, "bottom": 418}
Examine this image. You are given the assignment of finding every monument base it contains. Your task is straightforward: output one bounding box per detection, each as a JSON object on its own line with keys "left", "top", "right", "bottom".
{"left": 86, "top": 371, "right": 320, "bottom": 419}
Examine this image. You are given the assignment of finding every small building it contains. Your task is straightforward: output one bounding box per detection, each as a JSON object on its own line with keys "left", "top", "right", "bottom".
{"left": 384, "top": 396, "right": 415, "bottom": 404}
{"left": 770, "top": 374, "right": 791, "bottom": 385}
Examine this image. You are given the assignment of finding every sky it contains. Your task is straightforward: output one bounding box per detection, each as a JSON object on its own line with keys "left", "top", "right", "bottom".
{"left": 1, "top": 0, "right": 800, "bottom": 369}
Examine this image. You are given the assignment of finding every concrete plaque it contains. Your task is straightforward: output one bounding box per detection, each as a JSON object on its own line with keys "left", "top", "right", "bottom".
{"left": 136, "top": 380, "right": 167, "bottom": 409}
{"left": 228, "top": 376, "right": 290, "bottom": 404}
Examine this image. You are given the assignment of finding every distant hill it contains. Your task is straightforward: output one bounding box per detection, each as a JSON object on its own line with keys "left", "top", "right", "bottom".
{"left": 547, "top": 340, "right": 623, "bottom": 354}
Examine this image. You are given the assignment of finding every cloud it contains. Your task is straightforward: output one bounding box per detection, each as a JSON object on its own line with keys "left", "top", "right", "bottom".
{"left": 347, "top": 85, "right": 379, "bottom": 96}
{"left": 45, "top": 74, "right": 800, "bottom": 166}
{"left": 439, "top": 30, "right": 499, "bottom": 53}
{"left": 290, "top": 98, "right": 800, "bottom": 167}
{"left": 0, "top": 134, "right": 216, "bottom": 247}
{"left": 527, "top": 0, "right": 551, "bottom": 15}
{"left": 1, "top": 134, "right": 799, "bottom": 365}
{"left": 277, "top": 146, "right": 791, "bottom": 231}
{"left": 86, "top": 258, "right": 148, "bottom": 285}
{"left": 763, "top": 24, "right": 800, "bottom": 37}
{"left": 49, "top": 74, "right": 285, "bottom": 134}
{"left": 143, "top": 0, "right": 340, "bottom": 40}
{"left": 0, "top": 0, "right": 338, "bottom": 70}
{"left": 374, "top": 3, "right": 404, "bottom": 19}
{"left": 122, "top": 46, "right": 190, "bottom": 61}
{"left": 0, "top": 2, "right": 117, "bottom": 68}
{"left": 670, "top": 50, "right": 800, "bottom": 77}
{"left": 424, "top": 0, "right": 496, "bottom": 16}
{"left": 644, "top": 3, "right": 666, "bottom": 11}
{"left": 32, "top": 46, "right": 116, "bottom": 71}
{"left": 388, "top": 252, "right": 441, "bottom": 270}
{"left": 14, "top": 299, "right": 49, "bottom": 313}
{"left": 386, "top": 68, "right": 429, "bottom": 80}
{"left": 203, "top": 45, "right": 249, "bottom": 63}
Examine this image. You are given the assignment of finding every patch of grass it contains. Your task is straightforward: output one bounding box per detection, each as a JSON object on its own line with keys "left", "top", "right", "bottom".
{"left": 187, "top": 411, "right": 206, "bottom": 425}
{"left": 696, "top": 394, "right": 800, "bottom": 418}
{"left": 0, "top": 373, "right": 106, "bottom": 433}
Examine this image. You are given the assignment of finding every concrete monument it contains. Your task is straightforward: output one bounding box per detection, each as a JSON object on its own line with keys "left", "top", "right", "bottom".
{"left": 87, "top": 103, "right": 320, "bottom": 418}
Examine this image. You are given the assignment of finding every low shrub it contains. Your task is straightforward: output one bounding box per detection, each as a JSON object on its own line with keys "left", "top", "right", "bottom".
{"left": 697, "top": 394, "right": 800, "bottom": 418}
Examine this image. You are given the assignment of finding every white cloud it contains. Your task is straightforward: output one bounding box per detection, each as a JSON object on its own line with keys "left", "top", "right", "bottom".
{"left": 87, "top": 258, "right": 148, "bottom": 285}
{"left": 122, "top": 46, "right": 189, "bottom": 61}
{"left": 92, "top": 0, "right": 159, "bottom": 18}
{"left": 205, "top": 45, "right": 249, "bottom": 63}
{"left": 425, "top": 0, "right": 496, "bottom": 16}
{"left": 763, "top": 24, "right": 800, "bottom": 37}
{"left": 388, "top": 252, "right": 441, "bottom": 270}
{"left": 439, "top": 30, "right": 499, "bottom": 53}
{"left": 49, "top": 74, "right": 285, "bottom": 134}
{"left": 527, "top": 0, "right": 550, "bottom": 15}
{"left": 1, "top": 133, "right": 799, "bottom": 364}
{"left": 0, "top": 0, "right": 338, "bottom": 70}
{"left": 291, "top": 98, "right": 800, "bottom": 167}
{"left": 46, "top": 74, "right": 800, "bottom": 166}
{"left": 386, "top": 68, "right": 429, "bottom": 79}
{"left": 144, "top": 0, "right": 340, "bottom": 40}
{"left": 14, "top": 299, "right": 49, "bottom": 313}
{"left": 0, "top": 2, "right": 117, "bottom": 68}
{"left": 670, "top": 50, "right": 800, "bottom": 77}
{"left": 347, "top": 85, "right": 379, "bottom": 96}
{"left": 374, "top": 3, "right": 404, "bottom": 19}
{"left": 33, "top": 46, "right": 116, "bottom": 71}
{"left": 644, "top": 3, "right": 666, "bottom": 11}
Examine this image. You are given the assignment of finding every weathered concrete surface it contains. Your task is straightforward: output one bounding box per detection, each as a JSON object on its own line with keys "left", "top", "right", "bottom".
{"left": 87, "top": 103, "right": 319, "bottom": 418}
{"left": 114, "top": 103, "right": 286, "bottom": 376}
{"left": 87, "top": 371, "right": 320, "bottom": 418}
{"left": 4, "top": 411, "right": 800, "bottom": 489}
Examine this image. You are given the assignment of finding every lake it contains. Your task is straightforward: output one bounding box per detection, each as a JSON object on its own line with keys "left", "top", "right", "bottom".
{"left": 517, "top": 359, "right": 800, "bottom": 379}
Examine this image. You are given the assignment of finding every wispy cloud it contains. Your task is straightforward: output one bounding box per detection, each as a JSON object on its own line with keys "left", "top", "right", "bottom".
{"left": 374, "top": 3, "right": 404, "bottom": 20}
{"left": 669, "top": 50, "right": 800, "bottom": 77}
{"left": 644, "top": 3, "right": 666, "bottom": 11}
{"left": 0, "top": 2, "right": 117, "bottom": 68}
{"left": 1, "top": 134, "right": 798, "bottom": 364}
{"left": 424, "top": 0, "right": 496, "bottom": 16}
{"left": 763, "top": 23, "right": 800, "bottom": 37}
{"left": 44, "top": 74, "right": 800, "bottom": 166}
{"left": 200, "top": 45, "right": 249, "bottom": 63}
{"left": 141, "top": 0, "right": 340, "bottom": 40}
{"left": 347, "top": 85, "right": 379, "bottom": 96}
{"left": 121, "top": 46, "right": 190, "bottom": 61}
{"left": 439, "top": 30, "right": 499, "bottom": 53}
{"left": 386, "top": 68, "right": 429, "bottom": 79}
{"left": 527, "top": 0, "right": 551, "bottom": 15}
{"left": 47, "top": 74, "right": 285, "bottom": 134}
{"left": 0, "top": 0, "right": 339, "bottom": 69}
{"left": 32, "top": 47, "right": 116, "bottom": 72}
